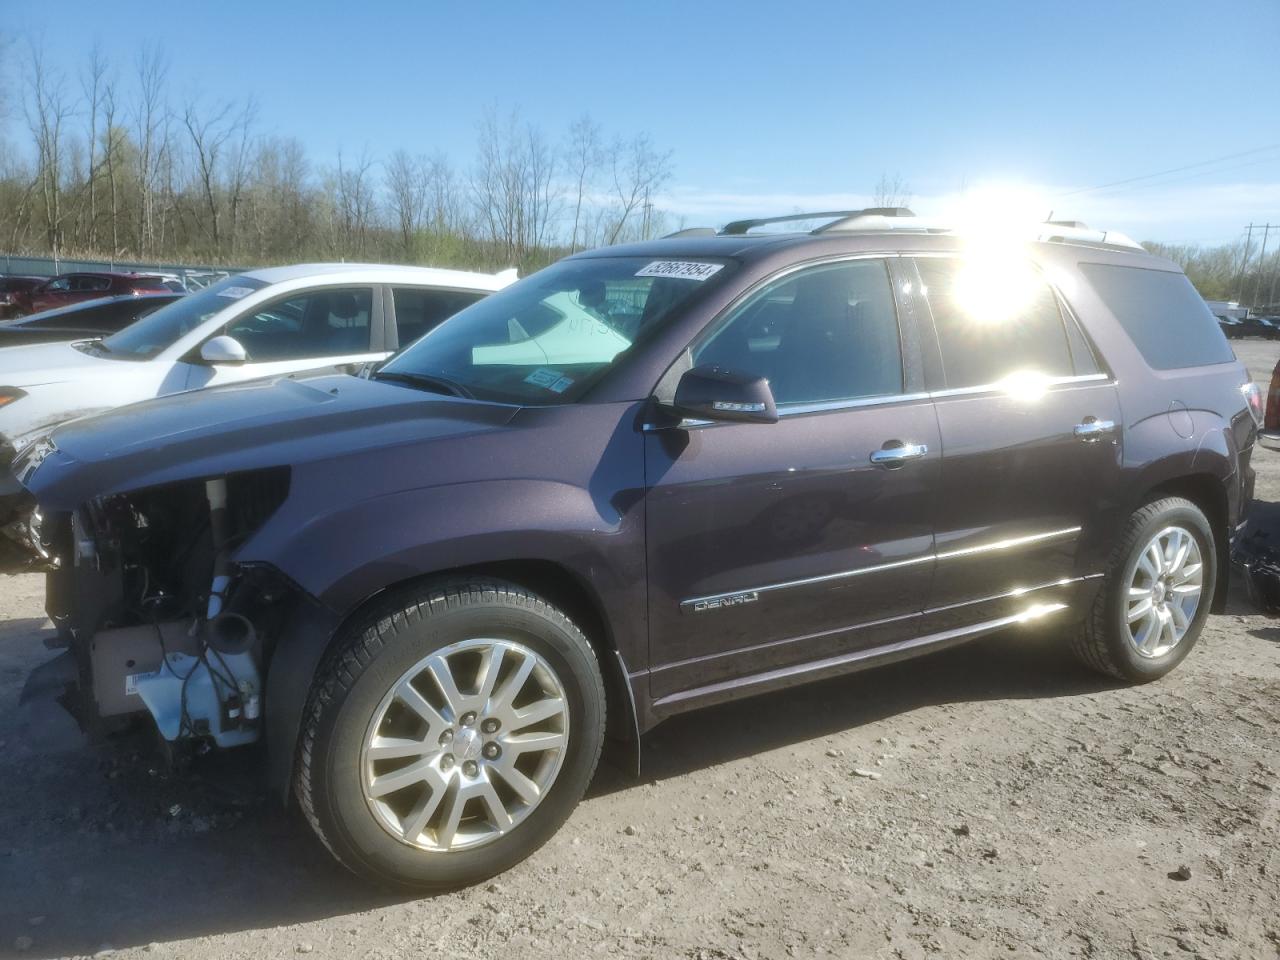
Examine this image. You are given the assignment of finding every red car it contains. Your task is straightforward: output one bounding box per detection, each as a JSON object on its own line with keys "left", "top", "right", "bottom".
{"left": 20, "top": 271, "right": 171, "bottom": 317}
{"left": 0, "top": 276, "right": 46, "bottom": 319}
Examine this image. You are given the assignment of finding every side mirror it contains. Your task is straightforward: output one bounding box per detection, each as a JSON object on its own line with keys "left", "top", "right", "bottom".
{"left": 672, "top": 364, "right": 778, "bottom": 424}
{"left": 200, "top": 335, "right": 247, "bottom": 365}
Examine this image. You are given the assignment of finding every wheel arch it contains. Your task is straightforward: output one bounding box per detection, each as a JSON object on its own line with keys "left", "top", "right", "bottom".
{"left": 1138, "top": 472, "right": 1230, "bottom": 613}
{"left": 265, "top": 557, "right": 643, "bottom": 804}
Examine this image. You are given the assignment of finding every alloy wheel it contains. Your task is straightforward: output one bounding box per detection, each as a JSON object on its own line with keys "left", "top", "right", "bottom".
{"left": 1124, "top": 525, "right": 1204, "bottom": 659}
{"left": 360, "top": 638, "right": 569, "bottom": 852}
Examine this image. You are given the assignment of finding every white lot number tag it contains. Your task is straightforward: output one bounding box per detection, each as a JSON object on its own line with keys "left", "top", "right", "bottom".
{"left": 217, "top": 286, "right": 256, "bottom": 299}
{"left": 635, "top": 261, "right": 723, "bottom": 281}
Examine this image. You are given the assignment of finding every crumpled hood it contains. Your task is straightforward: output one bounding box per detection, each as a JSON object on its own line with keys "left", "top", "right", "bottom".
{"left": 22, "top": 373, "right": 519, "bottom": 509}
{"left": 0, "top": 339, "right": 112, "bottom": 386}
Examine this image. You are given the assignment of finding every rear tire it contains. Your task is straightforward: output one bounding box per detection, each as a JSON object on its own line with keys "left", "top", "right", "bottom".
{"left": 1071, "top": 497, "right": 1216, "bottom": 682}
{"left": 296, "top": 578, "right": 606, "bottom": 890}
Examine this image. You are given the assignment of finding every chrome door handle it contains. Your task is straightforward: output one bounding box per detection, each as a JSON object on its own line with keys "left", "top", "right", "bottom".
{"left": 870, "top": 442, "right": 929, "bottom": 467}
{"left": 1074, "top": 418, "right": 1116, "bottom": 442}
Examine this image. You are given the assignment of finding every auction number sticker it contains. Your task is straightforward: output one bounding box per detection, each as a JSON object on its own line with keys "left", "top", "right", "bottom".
{"left": 635, "top": 261, "right": 724, "bottom": 281}
{"left": 217, "top": 286, "right": 256, "bottom": 299}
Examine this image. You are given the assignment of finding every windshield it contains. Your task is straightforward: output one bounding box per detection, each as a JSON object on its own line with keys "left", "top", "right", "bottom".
{"left": 101, "top": 275, "right": 268, "bottom": 359}
{"left": 378, "top": 256, "right": 731, "bottom": 404}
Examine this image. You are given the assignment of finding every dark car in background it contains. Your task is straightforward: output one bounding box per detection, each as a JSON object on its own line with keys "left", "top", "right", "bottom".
{"left": 5, "top": 210, "right": 1258, "bottom": 889}
{"left": 0, "top": 276, "right": 45, "bottom": 320}
{"left": 1219, "top": 314, "right": 1279, "bottom": 339}
{"left": 15, "top": 271, "right": 172, "bottom": 317}
{"left": 0, "top": 292, "right": 183, "bottom": 347}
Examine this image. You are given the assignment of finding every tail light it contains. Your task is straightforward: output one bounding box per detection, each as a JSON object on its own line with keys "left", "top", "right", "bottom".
{"left": 1243, "top": 379, "right": 1265, "bottom": 428}
{"left": 1264, "top": 365, "right": 1280, "bottom": 431}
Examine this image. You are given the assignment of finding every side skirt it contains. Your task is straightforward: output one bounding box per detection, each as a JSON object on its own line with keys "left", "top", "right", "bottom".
{"left": 647, "top": 598, "right": 1072, "bottom": 720}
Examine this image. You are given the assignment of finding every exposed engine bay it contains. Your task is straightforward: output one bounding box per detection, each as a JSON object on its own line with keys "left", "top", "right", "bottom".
{"left": 12, "top": 468, "right": 292, "bottom": 749}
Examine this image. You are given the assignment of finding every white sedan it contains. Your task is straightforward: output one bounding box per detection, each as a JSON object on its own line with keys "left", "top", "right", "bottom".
{"left": 0, "top": 262, "right": 516, "bottom": 501}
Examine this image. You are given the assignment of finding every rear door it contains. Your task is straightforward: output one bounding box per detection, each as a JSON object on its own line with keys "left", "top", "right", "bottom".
{"left": 178, "top": 285, "right": 384, "bottom": 390}
{"left": 910, "top": 255, "right": 1123, "bottom": 632}
{"left": 644, "top": 256, "right": 941, "bottom": 705}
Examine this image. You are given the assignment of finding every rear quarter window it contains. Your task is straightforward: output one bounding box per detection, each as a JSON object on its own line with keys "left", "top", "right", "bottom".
{"left": 1078, "top": 263, "right": 1234, "bottom": 370}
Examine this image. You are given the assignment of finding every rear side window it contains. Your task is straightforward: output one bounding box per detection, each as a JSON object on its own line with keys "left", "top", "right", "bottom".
{"left": 1078, "top": 263, "right": 1233, "bottom": 369}
{"left": 916, "top": 257, "right": 1076, "bottom": 389}
{"left": 392, "top": 287, "right": 486, "bottom": 346}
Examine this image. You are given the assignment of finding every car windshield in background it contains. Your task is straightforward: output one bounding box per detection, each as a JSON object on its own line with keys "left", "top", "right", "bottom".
{"left": 99, "top": 275, "right": 268, "bottom": 359}
{"left": 377, "top": 256, "right": 732, "bottom": 404}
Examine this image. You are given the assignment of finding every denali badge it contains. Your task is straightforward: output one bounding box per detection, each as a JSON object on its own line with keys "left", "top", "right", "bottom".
{"left": 688, "top": 591, "right": 760, "bottom": 613}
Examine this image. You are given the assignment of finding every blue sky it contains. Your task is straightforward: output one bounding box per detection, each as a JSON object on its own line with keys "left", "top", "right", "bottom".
{"left": 6, "top": 0, "right": 1279, "bottom": 244}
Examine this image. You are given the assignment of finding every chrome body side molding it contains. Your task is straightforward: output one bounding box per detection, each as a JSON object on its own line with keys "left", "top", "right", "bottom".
{"left": 680, "top": 526, "right": 1082, "bottom": 613}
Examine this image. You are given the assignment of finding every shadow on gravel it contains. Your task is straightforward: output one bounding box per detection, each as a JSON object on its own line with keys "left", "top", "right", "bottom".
{"left": 0, "top": 623, "right": 1115, "bottom": 957}
{"left": 592, "top": 626, "right": 1119, "bottom": 795}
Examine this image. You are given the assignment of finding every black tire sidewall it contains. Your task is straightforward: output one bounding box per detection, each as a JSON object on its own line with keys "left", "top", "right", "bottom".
{"left": 311, "top": 589, "right": 605, "bottom": 889}
{"left": 1104, "top": 500, "right": 1216, "bottom": 681}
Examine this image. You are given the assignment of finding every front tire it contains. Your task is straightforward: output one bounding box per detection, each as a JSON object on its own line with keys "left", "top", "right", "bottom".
{"left": 296, "top": 578, "right": 606, "bottom": 890}
{"left": 1071, "top": 497, "right": 1216, "bottom": 682}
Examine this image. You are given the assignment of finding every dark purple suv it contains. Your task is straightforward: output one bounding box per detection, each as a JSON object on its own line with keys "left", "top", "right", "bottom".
{"left": 6, "top": 211, "right": 1259, "bottom": 889}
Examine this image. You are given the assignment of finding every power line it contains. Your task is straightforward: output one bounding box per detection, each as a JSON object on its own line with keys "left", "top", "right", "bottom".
{"left": 1058, "top": 143, "right": 1280, "bottom": 199}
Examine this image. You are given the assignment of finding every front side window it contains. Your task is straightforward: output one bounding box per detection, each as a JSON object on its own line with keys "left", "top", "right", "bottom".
{"left": 392, "top": 287, "right": 486, "bottom": 347}
{"left": 45, "top": 277, "right": 70, "bottom": 292}
{"left": 379, "top": 256, "right": 732, "bottom": 404}
{"left": 694, "top": 258, "right": 904, "bottom": 405}
{"left": 102, "top": 274, "right": 268, "bottom": 359}
{"left": 224, "top": 287, "right": 373, "bottom": 362}
{"left": 916, "top": 257, "right": 1075, "bottom": 390}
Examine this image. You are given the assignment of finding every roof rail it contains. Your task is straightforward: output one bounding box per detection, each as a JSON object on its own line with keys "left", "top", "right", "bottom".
{"left": 1036, "top": 221, "right": 1143, "bottom": 250}
{"left": 719, "top": 208, "right": 914, "bottom": 235}
{"left": 663, "top": 227, "right": 718, "bottom": 239}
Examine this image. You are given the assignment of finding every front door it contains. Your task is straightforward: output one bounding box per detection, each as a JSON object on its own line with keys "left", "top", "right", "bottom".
{"left": 910, "top": 255, "right": 1123, "bottom": 632}
{"left": 644, "top": 257, "right": 940, "bottom": 706}
{"left": 177, "top": 286, "right": 387, "bottom": 391}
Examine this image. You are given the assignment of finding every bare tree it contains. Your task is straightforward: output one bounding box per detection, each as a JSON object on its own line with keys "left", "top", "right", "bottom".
{"left": 333, "top": 148, "right": 377, "bottom": 257}
{"left": 182, "top": 95, "right": 255, "bottom": 256}
{"left": 422, "top": 151, "right": 460, "bottom": 232}
{"left": 80, "top": 43, "right": 108, "bottom": 248}
{"left": 25, "top": 42, "right": 74, "bottom": 254}
{"left": 872, "top": 172, "right": 912, "bottom": 210}
{"left": 565, "top": 113, "right": 601, "bottom": 253}
{"left": 605, "top": 133, "right": 671, "bottom": 244}
{"left": 471, "top": 106, "right": 559, "bottom": 263}
{"left": 133, "top": 44, "right": 169, "bottom": 255}
{"left": 385, "top": 148, "right": 426, "bottom": 254}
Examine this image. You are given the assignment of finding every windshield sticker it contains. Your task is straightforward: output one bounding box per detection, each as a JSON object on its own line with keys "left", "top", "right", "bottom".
{"left": 635, "top": 261, "right": 724, "bottom": 281}
{"left": 217, "top": 285, "right": 256, "bottom": 299}
{"left": 549, "top": 376, "right": 574, "bottom": 394}
{"left": 523, "top": 368, "right": 564, "bottom": 389}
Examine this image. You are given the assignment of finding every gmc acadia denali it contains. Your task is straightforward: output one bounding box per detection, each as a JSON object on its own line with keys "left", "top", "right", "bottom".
{"left": 3, "top": 209, "right": 1259, "bottom": 888}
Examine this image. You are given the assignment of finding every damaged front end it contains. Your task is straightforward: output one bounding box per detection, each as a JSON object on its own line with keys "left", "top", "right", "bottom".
{"left": 29, "top": 466, "right": 295, "bottom": 750}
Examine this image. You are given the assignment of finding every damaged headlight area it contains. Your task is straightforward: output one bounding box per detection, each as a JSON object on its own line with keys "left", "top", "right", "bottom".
{"left": 45, "top": 467, "right": 293, "bottom": 750}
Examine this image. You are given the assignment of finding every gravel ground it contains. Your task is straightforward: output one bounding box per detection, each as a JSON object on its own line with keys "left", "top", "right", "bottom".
{"left": 1, "top": 340, "right": 1278, "bottom": 960}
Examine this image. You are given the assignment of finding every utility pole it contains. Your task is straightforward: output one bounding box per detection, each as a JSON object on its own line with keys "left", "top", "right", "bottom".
{"left": 1269, "top": 240, "right": 1280, "bottom": 311}
{"left": 1251, "top": 224, "right": 1272, "bottom": 310}
{"left": 1236, "top": 223, "right": 1255, "bottom": 303}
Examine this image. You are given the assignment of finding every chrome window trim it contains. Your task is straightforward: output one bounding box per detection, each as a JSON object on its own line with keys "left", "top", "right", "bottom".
{"left": 778, "top": 391, "right": 931, "bottom": 417}
{"left": 928, "top": 372, "right": 1110, "bottom": 401}
{"left": 679, "top": 526, "right": 1082, "bottom": 611}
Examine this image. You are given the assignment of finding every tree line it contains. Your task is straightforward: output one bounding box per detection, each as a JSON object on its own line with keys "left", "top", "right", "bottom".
{"left": 1143, "top": 239, "right": 1280, "bottom": 310}
{"left": 0, "top": 41, "right": 674, "bottom": 273}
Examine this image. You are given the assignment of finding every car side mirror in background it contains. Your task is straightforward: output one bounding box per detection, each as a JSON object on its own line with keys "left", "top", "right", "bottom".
{"left": 672, "top": 364, "right": 778, "bottom": 424}
{"left": 200, "top": 335, "right": 248, "bottom": 365}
